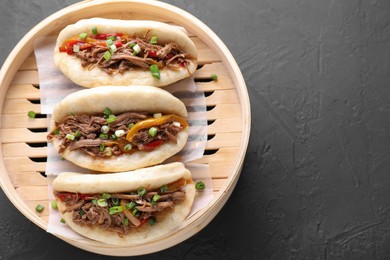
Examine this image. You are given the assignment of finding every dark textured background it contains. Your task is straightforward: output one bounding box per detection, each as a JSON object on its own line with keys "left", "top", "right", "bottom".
{"left": 1, "top": 0, "right": 390, "bottom": 259}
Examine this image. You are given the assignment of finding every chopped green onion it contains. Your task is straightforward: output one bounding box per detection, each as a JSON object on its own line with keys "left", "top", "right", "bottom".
{"left": 160, "top": 185, "right": 168, "bottom": 193}
{"left": 107, "top": 35, "right": 116, "bottom": 41}
{"left": 152, "top": 194, "right": 160, "bottom": 202}
{"left": 132, "top": 209, "right": 139, "bottom": 217}
{"left": 35, "top": 204, "right": 44, "bottom": 213}
{"left": 27, "top": 111, "right": 36, "bottom": 118}
{"left": 123, "top": 218, "right": 129, "bottom": 226}
{"left": 103, "top": 107, "right": 112, "bottom": 116}
{"left": 115, "top": 129, "right": 125, "bottom": 137}
{"left": 73, "top": 44, "right": 80, "bottom": 53}
{"left": 150, "top": 36, "right": 158, "bottom": 44}
{"left": 148, "top": 216, "right": 157, "bottom": 226}
{"left": 103, "top": 50, "right": 111, "bottom": 61}
{"left": 138, "top": 187, "right": 147, "bottom": 197}
{"left": 51, "top": 200, "right": 58, "bottom": 210}
{"left": 111, "top": 197, "right": 119, "bottom": 205}
{"left": 109, "top": 206, "right": 124, "bottom": 215}
{"left": 110, "top": 134, "right": 117, "bottom": 140}
{"left": 97, "top": 198, "right": 108, "bottom": 207}
{"left": 92, "top": 199, "right": 97, "bottom": 205}
{"left": 149, "top": 64, "right": 160, "bottom": 79}
{"left": 79, "top": 209, "right": 85, "bottom": 216}
{"left": 129, "top": 42, "right": 136, "bottom": 48}
{"left": 53, "top": 129, "right": 60, "bottom": 135}
{"left": 109, "top": 44, "right": 117, "bottom": 53}
{"left": 211, "top": 73, "right": 218, "bottom": 81}
{"left": 124, "top": 144, "right": 132, "bottom": 151}
{"left": 60, "top": 218, "right": 66, "bottom": 224}
{"left": 132, "top": 44, "right": 141, "bottom": 54}
{"left": 99, "top": 133, "right": 109, "bottom": 139}
{"left": 92, "top": 27, "right": 98, "bottom": 35}
{"left": 101, "top": 193, "right": 111, "bottom": 199}
{"left": 74, "top": 131, "right": 80, "bottom": 138}
{"left": 148, "top": 127, "right": 158, "bottom": 137}
{"left": 195, "top": 181, "right": 206, "bottom": 190}
{"left": 66, "top": 133, "right": 75, "bottom": 140}
{"left": 79, "top": 32, "right": 88, "bottom": 39}
{"left": 101, "top": 125, "right": 110, "bottom": 133}
{"left": 172, "top": 121, "right": 181, "bottom": 127}
{"left": 106, "top": 39, "right": 114, "bottom": 46}
{"left": 107, "top": 114, "right": 116, "bottom": 123}
{"left": 128, "top": 123, "right": 135, "bottom": 129}
{"left": 153, "top": 113, "right": 162, "bottom": 118}
{"left": 103, "top": 147, "right": 112, "bottom": 157}
{"left": 99, "top": 143, "right": 105, "bottom": 152}
{"left": 125, "top": 201, "right": 136, "bottom": 210}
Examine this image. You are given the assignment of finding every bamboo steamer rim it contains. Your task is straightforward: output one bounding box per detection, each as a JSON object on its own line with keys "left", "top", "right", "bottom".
{"left": 0, "top": 0, "right": 251, "bottom": 256}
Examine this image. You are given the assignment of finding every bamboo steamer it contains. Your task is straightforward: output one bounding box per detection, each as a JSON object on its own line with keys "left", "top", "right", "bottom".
{"left": 0, "top": 0, "right": 250, "bottom": 256}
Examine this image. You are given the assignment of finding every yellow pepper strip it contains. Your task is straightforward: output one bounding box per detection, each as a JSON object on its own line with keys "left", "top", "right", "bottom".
{"left": 126, "top": 114, "right": 188, "bottom": 142}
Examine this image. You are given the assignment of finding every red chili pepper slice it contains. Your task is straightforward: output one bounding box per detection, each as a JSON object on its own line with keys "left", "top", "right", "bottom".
{"left": 148, "top": 50, "right": 157, "bottom": 58}
{"left": 56, "top": 192, "right": 92, "bottom": 202}
{"left": 142, "top": 140, "right": 164, "bottom": 151}
{"left": 114, "top": 41, "right": 123, "bottom": 47}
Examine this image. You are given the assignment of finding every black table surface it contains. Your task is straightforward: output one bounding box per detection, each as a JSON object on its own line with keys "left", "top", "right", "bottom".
{"left": 1, "top": 0, "right": 390, "bottom": 259}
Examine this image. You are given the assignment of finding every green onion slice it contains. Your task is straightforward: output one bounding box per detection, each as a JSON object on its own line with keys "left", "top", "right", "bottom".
{"left": 148, "top": 216, "right": 157, "bottom": 226}
{"left": 106, "top": 39, "right": 114, "bottom": 46}
{"left": 99, "top": 133, "right": 109, "bottom": 139}
{"left": 148, "top": 127, "right": 158, "bottom": 137}
{"left": 138, "top": 187, "right": 147, "bottom": 197}
{"left": 99, "top": 143, "right": 105, "bottom": 152}
{"left": 60, "top": 218, "right": 66, "bottom": 223}
{"left": 101, "top": 193, "right": 111, "bottom": 199}
{"left": 160, "top": 185, "right": 168, "bottom": 193}
{"left": 66, "top": 133, "right": 75, "bottom": 140}
{"left": 149, "top": 64, "right": 160, "bottom": 79}
{"left": 152, "top": 194, "right": 160, "bottom": 202}
{"left": 35, "top": 204, "right": 44, "bottom": 213}
{"left": 195, "top": 181, "right": 206, "bottom": 190}
{"left": 109, "top": 44, "right": 117, "bottom": 53}
{"left": 103, "top": 50, "right": 111, "bottom": 61}
{"left": 92, "top": 27, "right": 98, "bottom": 35}
{"left": 106, "top": 114, "right": 116, "bottom": 123}
{"left": 107, "top": 35, "right": 116, "bottom": 41}
{"left": 51, "top": 200, "right": 58, "bottom": 210}
{"left": 211, "top": 73, "right": 218, "bottom": 81}
{"left": 103, "top": 107, "right": 112, "bottom": 116}
{"left": 111, "top": 197, "right": 119, "bottom": 205}
{"left": 73, "top": 44, "right": 80, "bottom": 53}
{"left": 124, "top": 144, "right": 132, "bottom": 151}
{"left": 115, "top": 129, "right": 125, "bottom": 137}
{"left": 109, "top": 206, "right": 124, "bottom": 215}
{"left": 132, "top": 44, "right": 141, "bottom": 54}
{"left": 125, "top": 201, "right": 136, "bottom": 210}
{"left": 79, "top": 32, "right": 88, "bottom": 39}
{"left": 150, "top": 36, "right": 158, "bottom": 44}
{"left": 97, "top": 198, "right": 108, "bottom": 207}
{"left": 27, "top": 111, "right": 36, "bottom": 118}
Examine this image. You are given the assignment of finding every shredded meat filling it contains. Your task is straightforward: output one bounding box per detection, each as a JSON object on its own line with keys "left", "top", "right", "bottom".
{"left": 57, "top": 187, "right": 186, "bottom": 236}
{"left": 47, "top": 111, "right": 183, "bottom": 158}
{"left": 71, "top": 37, "right": 191, "bottom": 75}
